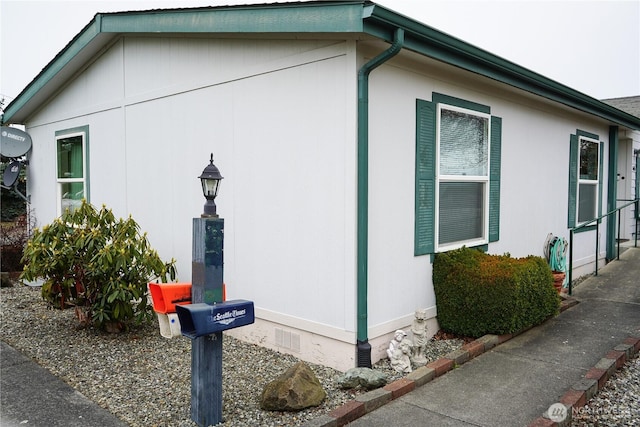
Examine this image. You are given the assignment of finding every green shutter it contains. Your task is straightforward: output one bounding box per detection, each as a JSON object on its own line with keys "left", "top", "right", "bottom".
{"left": 415, "top": 99, "right": 436, "bottom": 255}
{"left": 636, "top": 153, "right": 640, "bottom": 219}
{"left": 598, "top": 140, "right": 604, "bottom": 220}
{"left": 567, "top": 133, "right": 578, "bottom": 228}
{"left": 489, "top": 116, "right": 502, "bottom": 242}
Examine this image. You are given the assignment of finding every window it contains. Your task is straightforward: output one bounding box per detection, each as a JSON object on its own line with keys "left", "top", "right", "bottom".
{"left": 437, "top": 106, "right": 490, "bottom": 248}
{"left": 56, "top": 126, "right": 89, "bottom": 214}
{"left": 567, "top": 130, "right": 603, "bottom": 230}
{"left": 577, "top": 138, "right": 599, "bottom": 223}
{"left": 415, "top": 94, "right": 502, "bottom": 255}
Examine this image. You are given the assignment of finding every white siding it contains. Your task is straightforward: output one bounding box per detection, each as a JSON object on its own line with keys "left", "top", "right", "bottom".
{"left": 28, "top": 37, "right": 359, "bottom": 348}
{"left": 365, "top": 51, "right": 612, "bottom": 341}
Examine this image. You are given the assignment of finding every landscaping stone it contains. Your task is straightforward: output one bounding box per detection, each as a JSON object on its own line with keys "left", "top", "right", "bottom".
{"left": 336, "top": 367, "right": 388, "bottom": 390}
{"left": 260, "top": 361, "right": 327, "bottom": 411}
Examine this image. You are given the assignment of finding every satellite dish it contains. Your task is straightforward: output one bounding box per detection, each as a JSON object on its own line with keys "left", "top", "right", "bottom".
{"left": 1, "top": 126, "right": 32, "bottom": 158}
{"left": 2, "top": 160, "right": 22, "bottom": 187}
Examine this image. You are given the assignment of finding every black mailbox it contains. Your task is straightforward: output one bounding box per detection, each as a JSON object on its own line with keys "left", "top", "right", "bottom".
{"left": 175, "top": 300, "right": 255, "bottom": 339}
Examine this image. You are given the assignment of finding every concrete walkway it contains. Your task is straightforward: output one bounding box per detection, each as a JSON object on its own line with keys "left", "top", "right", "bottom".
{"left": 1, "top": 339, "right": 128, "bottom": 427}
{"left": 344, "top": 247, "right": 640, "bottom": 427}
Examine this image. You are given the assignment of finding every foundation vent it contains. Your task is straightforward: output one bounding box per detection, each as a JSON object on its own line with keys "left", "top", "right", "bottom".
{"left": 275, "top": 328, "right": 300, "bottom": 352}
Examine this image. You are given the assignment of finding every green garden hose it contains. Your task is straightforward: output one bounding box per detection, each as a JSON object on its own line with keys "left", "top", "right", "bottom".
{"left": 544, "top": 233, "right": 568, "bottom": 288}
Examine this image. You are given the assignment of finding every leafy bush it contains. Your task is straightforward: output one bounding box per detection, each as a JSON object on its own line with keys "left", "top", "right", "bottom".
{"left": 1, "top": 212, "right": 35, "bottom": 273}
{"left": 21, "top": 201, "right": 176, "bottom": 331}
{"left": 0, "top": 181, "right": 26, "bottom": 222}
{"left": 1, "top": 159, "right": 27, "bottom": 222}
{"left": 433, "top": 247, "right": 560, "bottom": 338}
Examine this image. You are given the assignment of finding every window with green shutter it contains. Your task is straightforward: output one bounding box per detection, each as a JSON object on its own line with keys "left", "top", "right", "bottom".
{"left": 567, "top": 129, "right": 603, "bottom": 231}
{"left": 56, "top": 126, "right": 89, "bottom": 215}
{"left": 415, "top": 94, "right": 502, "bottom": 255}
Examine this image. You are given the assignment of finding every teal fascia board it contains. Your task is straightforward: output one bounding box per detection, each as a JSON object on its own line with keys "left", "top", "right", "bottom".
{"left": 100, "top": 3, "right": 365, "bottom": 34}
{"left": 2, "top": 2, "right": 365, "bottom": 124}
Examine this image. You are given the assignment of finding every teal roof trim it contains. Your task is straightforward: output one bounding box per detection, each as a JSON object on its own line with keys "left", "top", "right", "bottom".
{"left": 363, "top": 4, "right": 640, "bottom": 131}
{"left": 100, "top": 2, "right": 364, "bottom": 34}
{"left": 3, "top": 0, "right": 640, "bottom": 131}
{"left": 3, "top": 18, "right": 102, "bottom": 122}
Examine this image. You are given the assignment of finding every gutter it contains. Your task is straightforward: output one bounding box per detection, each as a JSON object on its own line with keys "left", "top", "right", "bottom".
{"left": 356, "top": 26, "right": 404, "bottom": 368}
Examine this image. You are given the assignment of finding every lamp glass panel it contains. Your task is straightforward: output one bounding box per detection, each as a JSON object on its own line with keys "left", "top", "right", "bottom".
{"left": 201, "top": 178, "right": 220, "bottom": 199}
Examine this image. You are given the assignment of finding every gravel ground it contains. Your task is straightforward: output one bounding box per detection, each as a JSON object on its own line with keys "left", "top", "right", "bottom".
{"left": 0, "top": 284, "right": 461, "bottom": 427}
{"left": 3, "top": 284, "right": 637, "bottom": 427}
{"left": 572, "top": 354, "right": 640, "bottom": 426}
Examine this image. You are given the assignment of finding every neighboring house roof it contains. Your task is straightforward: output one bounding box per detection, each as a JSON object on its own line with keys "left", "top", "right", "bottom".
{"left": 3, "top": 0, "right": 640, "bottom": 130}
{"left": 602, "top": 96, "right": 640, "bottom": 119}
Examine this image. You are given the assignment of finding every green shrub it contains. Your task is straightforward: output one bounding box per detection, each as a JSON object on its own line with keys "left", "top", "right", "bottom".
{"left": 433, "top": 247, "right": 560, "bottom": 338}
{"left": 21, "top": 201, "right": 176, "bottom": 331}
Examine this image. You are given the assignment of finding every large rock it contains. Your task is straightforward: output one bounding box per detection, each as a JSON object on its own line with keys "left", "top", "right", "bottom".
{"left": 336, "top": 367, "right": 388, "bottom": 390}
{"left": 260, "top": 361, "right": 326, "bottom": 411}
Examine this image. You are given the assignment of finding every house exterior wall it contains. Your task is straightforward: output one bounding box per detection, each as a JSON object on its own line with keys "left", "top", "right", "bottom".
{"left": 25, "top": 36, "right": 361, "bottom": 370}
{"left": 364, "top": 49, "right": 612, "bottom": 363}
{"left": 23, "top": 34, "right": 619, "bottom": 371}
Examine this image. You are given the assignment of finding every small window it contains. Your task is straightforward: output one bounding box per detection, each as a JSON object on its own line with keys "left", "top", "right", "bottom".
{"left": 56, "top": 127, "right": 89, "bottom": 214}
{"left": 577, "top": 137, "right": 599, "bottom": 223}
{"left": 567, "top": 130, "right": 602, "bottom": 230}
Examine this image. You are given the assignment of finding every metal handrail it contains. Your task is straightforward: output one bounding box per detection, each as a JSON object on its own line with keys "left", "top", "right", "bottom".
{"left": 568, "top": 197, "right": 639, "bottom": 295}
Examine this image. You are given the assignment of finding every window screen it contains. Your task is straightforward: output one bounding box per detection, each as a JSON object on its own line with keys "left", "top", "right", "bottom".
{"left": 439, "top": 181, "right": 484, "bottom": 244}
{"left": 439, "top": 109, "right": 488, "bottom": 176}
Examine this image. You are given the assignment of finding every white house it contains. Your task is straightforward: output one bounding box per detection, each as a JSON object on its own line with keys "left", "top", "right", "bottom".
{"left": 3, "top": 1, "right": 639, "bottom": 372}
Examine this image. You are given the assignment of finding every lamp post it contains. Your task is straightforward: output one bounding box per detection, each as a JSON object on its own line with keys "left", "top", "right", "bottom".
{"left": 176, "top": 154, "right": 254, "bottom": 426}
{"left": 190, "top": 154, "right": 225, "bottom": 426}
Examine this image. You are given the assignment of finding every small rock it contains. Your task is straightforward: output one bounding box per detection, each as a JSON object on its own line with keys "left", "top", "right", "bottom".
{"left": 260, "top": 361, "right": 326, "bottom": 411}
{"left": 336, "top": 367, "right": 388, "bottom": 390}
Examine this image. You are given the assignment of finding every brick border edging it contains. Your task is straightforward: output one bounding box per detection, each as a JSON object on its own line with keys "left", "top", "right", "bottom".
{"left": 527, "top": 335, "right": 640, "bottom": 427}
{"left": 302, "top": 296, "right": 580, "bottom": 426}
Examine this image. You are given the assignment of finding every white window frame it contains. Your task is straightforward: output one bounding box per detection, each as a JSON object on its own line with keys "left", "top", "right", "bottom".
{"left": 435, "top": 104, "right": 491, "bottom": 252}
{"left": 576, "top": 136, "right": 600, "bottom": 226}
{"left": 56, "top": 130, "right": 87, "bottom": 216}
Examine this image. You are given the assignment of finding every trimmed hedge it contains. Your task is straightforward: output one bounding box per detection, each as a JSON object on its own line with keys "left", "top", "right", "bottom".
{"left": 433, "top": 247, "right": 560, "bottom": 338}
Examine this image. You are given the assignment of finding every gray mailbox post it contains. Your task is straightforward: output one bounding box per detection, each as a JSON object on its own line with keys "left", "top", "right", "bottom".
{"left": 177, "top": 155, "right": 254, "bottom": 427}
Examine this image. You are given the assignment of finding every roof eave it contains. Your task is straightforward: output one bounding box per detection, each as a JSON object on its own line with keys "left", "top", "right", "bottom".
{"left": 363, "top": 3, "right": 640, "bottom": 130}
{"left": 2, "top": 1, "right": 367, "bottom": 124}
{"left": 4, "top": 1, "right": 639, "bottom": 130}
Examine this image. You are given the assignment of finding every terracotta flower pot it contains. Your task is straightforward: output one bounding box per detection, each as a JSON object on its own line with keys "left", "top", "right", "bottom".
{"left": 552, "top": 271, "right": 566, "bottom": 294}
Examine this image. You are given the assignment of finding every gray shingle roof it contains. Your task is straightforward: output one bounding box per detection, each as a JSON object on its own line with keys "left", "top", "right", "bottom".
{"left": 602, "top": 96, "right": 640, "bottom": 119}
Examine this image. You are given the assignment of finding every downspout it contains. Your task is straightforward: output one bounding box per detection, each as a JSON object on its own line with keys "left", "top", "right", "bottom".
{"left": 356, "top": 27, "right": 404, "bottom": 368}
{"left": 606, "top": 125, "right": 618, "bottom": 261}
